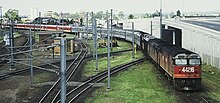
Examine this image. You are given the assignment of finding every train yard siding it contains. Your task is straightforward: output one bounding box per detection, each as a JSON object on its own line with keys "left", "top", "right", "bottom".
{"left": 0, "top": 21, "right": 220, "bottom": 102}
{"left": 83, "top": 39, "right": 175, "bottom": 102}
{"left": 86, "top": 61, "right": 176, "bottom": 103}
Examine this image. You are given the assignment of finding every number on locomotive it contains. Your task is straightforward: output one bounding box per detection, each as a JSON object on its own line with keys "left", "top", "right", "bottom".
{"left": 182, "top": 67, "right": 195, "bottom": 73}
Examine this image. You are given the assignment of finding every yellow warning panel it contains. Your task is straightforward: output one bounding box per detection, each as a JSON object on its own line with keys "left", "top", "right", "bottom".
{"left": 53, "top": 39, "right": 75, "bottom": 55}
{"left": 70, "top": 40, "right": 75, "bottom": 53}
{"left": 54, "top": 40, "right": 60, "bottom": 55}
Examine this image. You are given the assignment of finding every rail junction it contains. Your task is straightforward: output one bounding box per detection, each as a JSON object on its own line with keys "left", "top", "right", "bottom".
{"left": 0, "top": 16, "right": 220, "bottom": 103}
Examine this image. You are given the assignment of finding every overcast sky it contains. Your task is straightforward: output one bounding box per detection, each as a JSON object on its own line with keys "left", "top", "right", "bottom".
{"left": 0, "top": 0, "right": 219, "bottom": 16}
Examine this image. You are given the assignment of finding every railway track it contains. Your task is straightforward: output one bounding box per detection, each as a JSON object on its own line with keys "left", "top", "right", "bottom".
{"left": 39, "top": 41, "right": 88, "bottom": 103}
{"left": 0, "top": 48, "right": 132, "bottom": 80}
{"left": 53, "top": 58, "right": 146, "bottom": 103}
{"left": 0, "top": 33, "right": 29, "bottom": 66}
{"left": 176, "top": 91, "right": 209, "bottom": 103}
{"left": 0, "top": 69, "right": 29, "bottom": 80}
{"left": 84, "top": 49, "right": 132, "bottom": 59}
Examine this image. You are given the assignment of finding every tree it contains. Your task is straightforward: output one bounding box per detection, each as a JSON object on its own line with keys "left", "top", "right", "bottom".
{"left": 170, "top": 11, "right": 175, "bottom": 18}
{"left": 53, "top": 12, "right": 59, "bottom": 19}
{"left": 79, "top": 18, "right": 83, "bottom": 26}
{"left": 143, "top": 13, "right": 151, "bottom": 18}
{"left": 113, "top": 14, "right": 119, "bottom": 20}
{"left": 4, "top": 9, "right": 21, "bottom": 23}
{"left": 118, "top": 11, "right": 124, "bottom": 19}
{"left": 71, "top": 12, "right": 80, "bottom": 20}
{"left": 95, "top": 11, "right": 104, "bottom": 20}
{"left": 103, "top": 11, "right": 109, "bottom": 20}
{"left": 152, "top": 10, "right": 160, "bottom": 18}
{"left": 177, "top": 10, "right": 181, "bottom": 17}
{"left": 128, "top": 14, "right": 134, "bottom": 19}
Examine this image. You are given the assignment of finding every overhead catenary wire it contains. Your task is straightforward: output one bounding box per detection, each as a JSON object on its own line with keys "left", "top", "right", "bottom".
{"left": 14, "top": 61, "right": 58, "bottom": 74}
{"left": 0, "top": 45, "right": 57, "bottom": 57}
{"left": 13, "top": 48, "right": 60, "bottom": 69}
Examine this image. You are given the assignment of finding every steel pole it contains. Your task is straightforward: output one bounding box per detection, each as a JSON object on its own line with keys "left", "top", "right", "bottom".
{"left": 60, "top": 38, "right": 66, "bottom": 103}
{"left": 95, "top": 19, "right": 98, "bottom": 71}
{"left": 107, "top": 19, "right": 111, "bottom": 89}
{"left": 132, "top": 22, "right": 134, "bottom": 60}
{"left": 92, "top": 12, "right": 95, "bottom": 57}
{"left": 39, "top": 12, "right": 41, "bottom": 31}
{"left": 29, "top": 29, "right": 33, "bottom": 87}
{"left": 150, "top": 21, "right": 153, "bottom": 35}
{"left": 182, "top": 0, "right": 184, "bottom": 17}
{"left": 160, "top": 0, "right": 162, "bottom": 39}
{"left": 10, "top": 23, "right": 15, "bottom": 70}
{"left": 86, "top": 12, "right": 89, "bottom": 41}
{"left": 110, "top": 9, "right": 113, "bottom": 51}
{"left": 0, "top": 6, "right": 2, "bottom": 29}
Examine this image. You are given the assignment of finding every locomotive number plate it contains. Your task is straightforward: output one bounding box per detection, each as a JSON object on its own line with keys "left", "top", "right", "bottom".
{"left": 182, "top": 67, "right": 195, "bottom": 73}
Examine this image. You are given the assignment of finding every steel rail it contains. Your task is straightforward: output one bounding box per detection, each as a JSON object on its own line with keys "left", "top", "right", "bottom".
{"left": 39, "top": 41, "right": 87, "bottom": 103}
{"left": 55, "top": 58, "right": 146, "bottom": 103}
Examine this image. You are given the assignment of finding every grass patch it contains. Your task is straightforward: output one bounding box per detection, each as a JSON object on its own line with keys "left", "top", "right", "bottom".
{"left": 84, "top": 39, "right": 175, "bottom": 102}
{"left": 83, "top": 39, "right": 142, "bottom": 77}
{"left": 202, "top": 64, "right": 220, "bottom": 101}
{"left": 33, "top": 72, "right": 55, "bottom": 83}
{"left": 86, "top": 61, "right": 176, "bottom": 103}
{"left": 85, "top": 39, "right": 133, "bottom": 54}
{"left": 83, "top": 51, "right": 143, "bottom": 77}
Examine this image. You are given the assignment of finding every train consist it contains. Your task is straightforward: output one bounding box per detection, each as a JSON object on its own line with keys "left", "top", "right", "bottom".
{"left": 141, "top": 36, "right": 201, "bottom": 90}
{"left": 13, "top": 23, "right": 202, "bottom": 90}
{"left": 113, "top": 29, "right": 202, "bottom": 90}
{"left": 14, "top": 24, "right": 73, "bottom": 32}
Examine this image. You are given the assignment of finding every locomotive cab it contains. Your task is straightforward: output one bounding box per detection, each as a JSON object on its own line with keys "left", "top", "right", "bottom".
{"left": 173, "top": 53, "right": 202, "bottom": 90}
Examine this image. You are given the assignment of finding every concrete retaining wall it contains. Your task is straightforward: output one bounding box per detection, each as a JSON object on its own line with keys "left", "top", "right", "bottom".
{"left": 164, "top": 20, "right": 220, "bottom": 68}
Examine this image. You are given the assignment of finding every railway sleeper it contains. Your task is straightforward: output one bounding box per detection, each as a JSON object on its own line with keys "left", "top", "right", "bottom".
{"left": 174, "top": 78, "right": 202, "bottom": 90}
{"left": 34, "top": 81, "right": 105, "bottom": 87}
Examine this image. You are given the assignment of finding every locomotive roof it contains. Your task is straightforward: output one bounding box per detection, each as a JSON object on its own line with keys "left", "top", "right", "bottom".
{"left": 149, "top": 38, "right": 195, "bottom": 56}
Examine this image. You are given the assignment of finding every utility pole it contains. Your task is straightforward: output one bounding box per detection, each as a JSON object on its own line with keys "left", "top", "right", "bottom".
{"left": 160, "top": 0, "right": 163, "bottom": 39}
{"left": 107, "top": 19, "right": 111, "bottom": 90}
{"left": 0, "top": 6, "right": 2, "bottom": 30}
{"left": 150, "top": 21, "right": 153, "bottom": 35}
{"left": 39, "top": 12, "right": 41, "bottom": 31}
{"left": 29, "top": 29, "right": 33, "bottom": 87}
{"left": 60, "top": 37, "right": 66, "bottom": 103}
{"left": 94, "top": 19, "right": 98, "bottom": 71}
{"left": 92, "top": 12, "right": 95, "bottom": 57}
{"left": 10, "top": 21, "right": 15, "bottom": 70}
{"left": 91, "top": 12, "right": 98, "bottom": 71}
{"left": 132, "top": 22, "right": 135, "bottom": 60}
{"left": 60, "top": 12, "right": 63, "bottom": 32}
{"left": 110, "top": 9, "right": 113, "bottom": 51}
{"left": 182, "top": 0, "right": 184, "bottom": 17}
{"left": 86, "top": 12, "right": 89, "bottom": 41}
